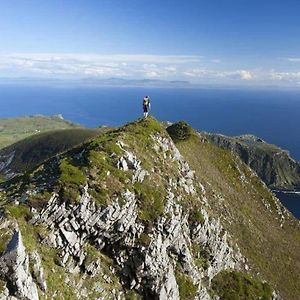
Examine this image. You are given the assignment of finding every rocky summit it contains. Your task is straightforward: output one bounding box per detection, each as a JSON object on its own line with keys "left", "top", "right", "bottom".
{"left": 0, "top": 118, "right": 299, "bottom": 300}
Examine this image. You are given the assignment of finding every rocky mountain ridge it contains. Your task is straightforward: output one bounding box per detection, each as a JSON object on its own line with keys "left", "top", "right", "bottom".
{"left": 0, "top": 118, "right": 299, "bottom": 299}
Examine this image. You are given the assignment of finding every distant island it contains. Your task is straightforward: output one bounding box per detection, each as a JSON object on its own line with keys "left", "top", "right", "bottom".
{"left": 0, "top": 77, "right": 191, "bottom": 88}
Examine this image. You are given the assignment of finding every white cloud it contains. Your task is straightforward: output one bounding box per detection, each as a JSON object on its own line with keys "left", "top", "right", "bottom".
{"left": 144, "top": 71, "right": 160, "bottom": 78}
{"left": 183, "top": 69, "right": 211, "bottom": 78}
{"left": 142, "top": 64, "right": 158, "bottom": 69}
{"left": 3, "top": 53, "right": 300, "bottom": 86}
{"left": 0, "top": 53, "right": 255, "bottom": 82}
{"left": 4, "top": 53, "right": 202, "bottom": 64}
{"left": 286, "top": 57, "right": 300, "bottom": 62}
{"left": 269, "top": 69, "right": 300, "bottom": 81}
{"left": 236, "top": 70, "right": 253, "bottom": 80}
{"left": 182, "top": 68, "right": 254, "bottom": 81}
{"left": 0, "top": 53, "right": 202, "bottom": 80}
{"left": 164, "top": 66, "right": 176, "bottom": 72}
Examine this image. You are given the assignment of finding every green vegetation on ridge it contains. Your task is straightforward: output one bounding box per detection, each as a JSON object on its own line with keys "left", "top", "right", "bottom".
{"left": 211, "top": 271, "right": 272, "bottom": 300}
{"left": 168, "top": 121, "right": 300, "bottom": 300}
{"left": 0, "top": 127, "right": 105, "bottom": 181}
{"left": 1, "top": 117, "right": 299, "bottom": 299}
{"left": 166, "top": 121, "right": 194, "bottom": 142}
{"left": 175, "top": 269, "right": 198, "bottom": 300}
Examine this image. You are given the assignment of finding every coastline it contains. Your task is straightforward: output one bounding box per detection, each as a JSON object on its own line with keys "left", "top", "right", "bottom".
{"left": 272, "top": 189, "right": 300, "bottom": 195}
{"left": 273, "top": 189, "right": 300, "bottom": 220}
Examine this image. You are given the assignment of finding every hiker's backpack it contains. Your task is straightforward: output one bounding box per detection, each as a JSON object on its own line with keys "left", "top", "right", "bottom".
{"left": 143, "top": 97, "right": 149, "bottom": 106}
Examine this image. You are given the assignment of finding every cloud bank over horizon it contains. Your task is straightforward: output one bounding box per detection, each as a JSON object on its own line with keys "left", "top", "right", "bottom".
{"left": 0, "top": 53, "right": 299, "bottom": 87}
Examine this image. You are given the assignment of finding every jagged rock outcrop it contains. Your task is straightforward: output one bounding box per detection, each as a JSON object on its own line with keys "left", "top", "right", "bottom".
{"left": 0, "top": 229, "right": 39, "bottom": 300}
{"left": 25, "top": 130, "right": 242, "bottom": 299}
{"left": 29, "top": 251, "right": 47, "bottom": 292}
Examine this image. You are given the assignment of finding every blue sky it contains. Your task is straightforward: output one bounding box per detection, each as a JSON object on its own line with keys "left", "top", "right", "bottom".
{"left": 1, "top": 0, "right": 300, "bottom": 86}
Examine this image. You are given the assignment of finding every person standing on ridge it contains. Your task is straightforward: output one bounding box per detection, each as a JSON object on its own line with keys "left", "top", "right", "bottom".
{"left": 143, "top": 95, "right": 151, "bottom": 119}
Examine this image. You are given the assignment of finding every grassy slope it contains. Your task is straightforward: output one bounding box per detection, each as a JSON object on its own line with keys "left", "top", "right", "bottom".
{"left": 0, "top": 115, "right": 81, "bottom": 149}
{"left": 0, "top": 128, "right": 106, "bottom": 179}
{"left": 170, "top": 124, "right": 300, "bottom": 299}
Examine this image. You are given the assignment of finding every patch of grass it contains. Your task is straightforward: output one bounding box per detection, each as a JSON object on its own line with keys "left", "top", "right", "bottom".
{"left": 124, "top": 289, "right": 143, "bottom": 300}
{"left": 58, "top": 159, "right": 86, "bottom": 202}
{"left": 191, "top": 243, "right": 209, "bottom": 270}
{"left": 39, "top": 246, "right": 78, "bottom": 299}
{"left": 28, "top": 190, "right": 52, "bottom": 210}
{"left": 0, "top": 224, "right": 13, "bottom": 255}
{"left": 0, "top": 279, "right": 6, "bottom": 293}
{"left": 36, "top": 240, "right": 123, "bottom": 299}
{"left": 60, "top": 186, "right": 81, "bottom": 203}
{"left": 81, "top": 244, "right": 124, "bottom": 298}
{"left": 5, "top": 204, "right": 31, "bottom": 219}
{"left": 134, "top": 182, "right": 165, "bottom": 225}
{"left": 86, "top": 147, "right": 130, "bottom": 206}
{"left": 211, "top": 271, "right": 273, "bottom": 300}
{"left": 188, "top": 209, "right": 205, "bottom": 225}
{"left": 137, "top": 232, "right": 151, "bottom": 247}
{"left": 84, "top": 243, "right": 102, "bottom": 267}
{"left": 95, "top": 136, "right": 123, "bottom": 156}
{"left": 18, "top": 220, "right": 43, "bottom": 251}
{"left": 0, "top": 174, "right": 6, "bottom": 183}
{"left": 166, "top": 121, "right": 194, "bottom": 142}
{"left": 175, "top": 270, "right": 198, "bottom": 300}
{"left": 88, "top": 150, "right": 108, "bottom": 170}
{"left": 89, "top": 188, "right": 109, "bottom": 206}
{"left": 59, "top": 159, "right": 86, "bottom": 186}
{"left": 122, "top": 117, "right": 164, "bottom": 152}
{"left": 124, "top": 117, "right": 162, "bottom": 135}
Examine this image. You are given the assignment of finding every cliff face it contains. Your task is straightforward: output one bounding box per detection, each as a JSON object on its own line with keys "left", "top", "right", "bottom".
{"left": 201, "top": 132, "right": 300, "bottom": 190}
{"left": 0, "top": 118, "right": 299, "bottom": 300}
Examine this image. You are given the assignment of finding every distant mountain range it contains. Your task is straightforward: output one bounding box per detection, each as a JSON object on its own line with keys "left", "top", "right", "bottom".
{"left": 0, "top": 77, "right": 191, "bottom": 87}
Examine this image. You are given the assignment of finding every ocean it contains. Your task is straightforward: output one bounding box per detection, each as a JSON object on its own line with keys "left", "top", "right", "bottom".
{"left": 274, "top": 191, "right": 300, "bottom": 219}
{"left": 0, "top": 84, "right": 300, "bottom": 219}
